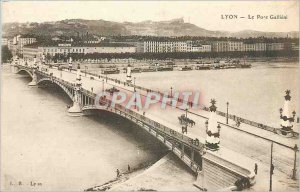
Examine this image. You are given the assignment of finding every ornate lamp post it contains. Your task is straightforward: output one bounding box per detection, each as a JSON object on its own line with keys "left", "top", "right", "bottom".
{"left": 217, "top": 124, "right": 221, "bottom": 134}
{"left": 205, "top": 99, "right": 221, "bottom": 151}
{"left": 134, "top": 77, "right": 136, "bottom": 92}
{"left": 85, "top": 66, "right": 88, "bottom": 76}
{"left": 102, "top": 79, "right": 104, "bottom": 92}
{"left": 170, "top": 87, "right": 173, "bottom": 105}
{"left": 205, "top": 120, "right": 208, "bottom": 132}
{"left": 269, "top": 142, "right": 274, "bottom": 191}
{"left": 279, "top": 90, "right": 296, "bottom": 136}
{"left": 226, "top": 102, "right": 229, "bottom": 124}
{"left": 68, "top": 57, "right": 72, "bottom": 71}
{"left": 292, "top": 144, "right": 298, "bottom": 180}
{"left": 126, "top": 65, "right": 132, "bottom": 83}
{"left": 42, "top": 54, "right": 46, "bottom": 65}
{"left": 185, "top": 108, "right": 188, "bottom": 118}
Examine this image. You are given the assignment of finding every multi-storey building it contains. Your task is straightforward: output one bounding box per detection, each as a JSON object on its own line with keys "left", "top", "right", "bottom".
{"left": 23, "top": 46, "right": 40, "bottom": 59}
{"left": 144, "top": 41, "right": 161, "bottom": 53}
{"left": 244, "top": 43, "right": 256, "bottom": 52}
{"left": 244, "top": 43, "right": 267, "bottom": 52}
{"left": 7, "top": 35, "right": 37, "bottom": 56}
{"left": 2, "top": 38, "right": 8, "bottom": 46}
{"left": 212, "top": 41, "right": 229, "bottom": 52}
{"left": 191, "top": 44, "right": 212, "bottom": 52}
{"left": 173, "top": 41, "right": 187, "bottom": 52}
{"left": 18, "top": 36, "right": 37, "bottom": 49}
{"left": 139, "top": 41, "right": 211, "bottom": 53}
{"left": 254, "top": 43, "right": 267, "bottom": 51}
{"left": 23, "top": 43, "right": 136, "bottom": 59}
{"left": 291, "top": 43, "right": 299, "bottom": 51}
{"left": 228, "top": 41, "right": 244, "bottom": 52}
{"left": 267, "top": 42, "right": 285, "bottom": 51}
{"left": 158, "top": 42, "right": 174, "bottom": 52}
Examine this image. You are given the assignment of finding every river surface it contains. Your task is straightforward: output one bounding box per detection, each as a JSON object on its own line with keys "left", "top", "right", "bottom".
{"left": 1, "top": 61, "right": 299, "bottom": 191}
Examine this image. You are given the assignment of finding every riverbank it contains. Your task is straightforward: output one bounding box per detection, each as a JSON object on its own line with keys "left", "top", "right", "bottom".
{"left": 85, "top": 152, "right": 198, "bottom": 191}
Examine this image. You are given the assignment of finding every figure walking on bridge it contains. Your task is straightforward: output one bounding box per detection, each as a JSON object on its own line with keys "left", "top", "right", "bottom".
{"left": 254, "top": 163, "right": 258, "bottom": 175}
{"left": 128, "top": 165, "right": 131, "bottom": 172}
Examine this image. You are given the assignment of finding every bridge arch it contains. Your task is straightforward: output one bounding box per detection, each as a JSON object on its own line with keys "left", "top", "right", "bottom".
{"left": 37, "top": 78, "right": 74, "bottom": 101}
{"left": 16, "top": 69, "right": 33, "bottom": 78}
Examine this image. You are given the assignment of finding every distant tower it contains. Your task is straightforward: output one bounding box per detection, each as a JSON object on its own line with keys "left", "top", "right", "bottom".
{"left": 126, "top": 65, "right": 132, "bottom": 83}
{"left": 205, "top": 99, "right": 221, "bottom": 151}
{"left": 279, "top": 90, "right": 296, "bottom": 135}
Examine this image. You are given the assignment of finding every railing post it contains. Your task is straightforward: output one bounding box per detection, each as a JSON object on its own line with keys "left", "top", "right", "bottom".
{"left": 191, "top": 149, "right": 195, "bottom": 161}
{"left": 181, "top": 143, "right": 185, "bottom": 158}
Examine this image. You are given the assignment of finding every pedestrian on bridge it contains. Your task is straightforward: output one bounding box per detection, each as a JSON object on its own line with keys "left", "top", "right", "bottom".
{"left": 128, "top": 165, "right": 131, "bottom": 172}
{"left": 254, "top": 163, "right": 258, "bottom": 175}
{"left": 116, "top": 169, "right": 120, "bottom": 177}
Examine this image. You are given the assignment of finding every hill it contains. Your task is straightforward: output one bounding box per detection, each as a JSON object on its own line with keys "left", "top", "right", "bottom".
{"left": 2, "top": 18, "right": 298, "bottom": 38}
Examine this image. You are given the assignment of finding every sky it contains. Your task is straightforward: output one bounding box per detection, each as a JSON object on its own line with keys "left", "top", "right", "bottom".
{"left": 1, "top": 1, "right": 299, "bottom": 32}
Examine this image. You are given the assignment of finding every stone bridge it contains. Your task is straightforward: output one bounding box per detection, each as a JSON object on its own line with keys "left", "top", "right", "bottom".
{"left": 11, "top": 61, "right": 255, "bottom": 191}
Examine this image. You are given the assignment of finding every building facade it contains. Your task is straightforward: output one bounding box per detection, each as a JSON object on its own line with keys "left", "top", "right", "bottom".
{"left": 2, "top": 38, "right": 8, "bottom": 46}
{"left": 23, "top": 43, "right": 136, "bottom": 59}
{"left": 212, "top": 41, "right": 229, "bottom": 52}
{"left": 228, "top": 41, "right": 244, "bottom": 52}
{"left": 267, "top": 42, "right": 285, "bottom": 51}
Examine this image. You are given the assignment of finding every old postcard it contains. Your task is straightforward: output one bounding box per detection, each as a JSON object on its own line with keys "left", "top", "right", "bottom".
{"left": 1, "top": 0, "right": 299, "bottom": 191}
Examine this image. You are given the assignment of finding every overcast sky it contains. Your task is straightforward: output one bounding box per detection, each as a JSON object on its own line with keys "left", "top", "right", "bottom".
{"left": 2, "top": 1, "right": 299, "bottom": 32}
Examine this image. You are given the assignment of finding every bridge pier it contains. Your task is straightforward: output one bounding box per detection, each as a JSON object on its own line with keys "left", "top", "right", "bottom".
{"left": 68, "top": 64, "right": 83, "bottom": 116}
{"left": 68, "top": 96, "right": 82, "bottom": 115}
{"left": 28, "top": 58, "right": 38, "bottom": 86}
{"left": 11, "top": 64, "right": 19, "bottom": 73}
{"left": 28, "top": 70, "right": 38, "bottom": 86}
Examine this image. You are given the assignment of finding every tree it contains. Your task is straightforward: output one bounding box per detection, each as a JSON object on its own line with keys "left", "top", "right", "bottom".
{"left": 1, "top": 46, "right": 13, "bottom": 63}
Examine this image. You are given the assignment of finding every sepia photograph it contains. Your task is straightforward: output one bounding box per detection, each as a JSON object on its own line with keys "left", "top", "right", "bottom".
{"left": 1, "top": 0, "right": 299, "bottom": 191}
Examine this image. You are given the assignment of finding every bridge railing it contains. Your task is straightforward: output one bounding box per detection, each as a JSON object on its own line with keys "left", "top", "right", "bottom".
{"left": 202, "top": 106, "right": 299, "bottom": 136}
{"left": 110, "top": 102, "right": 205, "bottom": 152}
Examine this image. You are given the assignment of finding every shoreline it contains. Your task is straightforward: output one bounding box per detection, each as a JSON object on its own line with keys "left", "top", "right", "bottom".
{"left": 84, "top": 159, "right": 159, "bottom": 191}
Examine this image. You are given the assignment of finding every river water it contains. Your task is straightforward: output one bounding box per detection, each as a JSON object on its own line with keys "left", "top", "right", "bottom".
{"left": 1, "top": 61, "right": 299, "bottom": 191}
